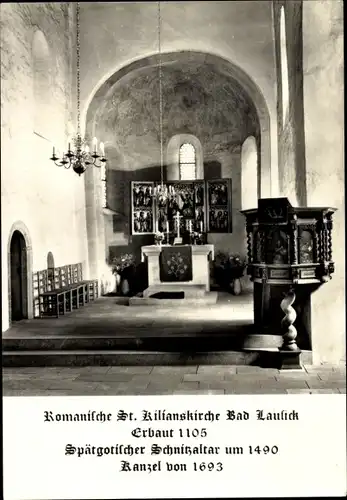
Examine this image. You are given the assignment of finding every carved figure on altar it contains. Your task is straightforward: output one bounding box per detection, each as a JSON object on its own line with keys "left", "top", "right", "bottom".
{"left": 209, "top": 210, "right": 217, "bottom": 230}
{"left": 195, "top": 184, "right": 204, "bottom": 205}
{"left": 195, "top": 207, "right": 204, "bottom": 227}
{"left": 218, "top": 184, "right": 228, "bottom": 205}
{"left": 134, "top": 211, "right": 141, "bottom": 232}
{"left": 134, "top": 210, "right": 152, "bottom": 233}
{"left": 143, "top": 186, "right": 152, "bottom": 207}
{"left": 158, "top": 208, "right": 167, "bottom": 233}
{"left": 181, "top": 193, "right": 194, "bottom": 218}
{"left": 137, "top": 186, "right": 144, "bottom": 206}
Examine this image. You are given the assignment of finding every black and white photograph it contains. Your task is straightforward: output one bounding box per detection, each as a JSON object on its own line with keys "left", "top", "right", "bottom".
{"left": 1, "top": 1, "right": 345, "bottom": 497}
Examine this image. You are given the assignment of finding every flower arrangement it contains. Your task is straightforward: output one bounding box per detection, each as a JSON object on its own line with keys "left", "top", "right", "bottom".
{"left": 154, "top": 231, "right": 164, "bottom": 245}
{"left": 214, "top": 251, "right": 246, "bottom": 281}
{"left": 111, "top": 253, "right": 135, "bottom": 275}
{"left": 190, "top": 231, "right": 204, "bottom": 245}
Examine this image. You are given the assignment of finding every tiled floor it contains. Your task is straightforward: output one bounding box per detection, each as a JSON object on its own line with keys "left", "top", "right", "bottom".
{"left": 3, "top": 363, "right": 345, "bottom": 396}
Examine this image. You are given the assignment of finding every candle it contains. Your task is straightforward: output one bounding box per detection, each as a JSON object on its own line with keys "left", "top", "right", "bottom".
{"left": 189, "top": 220, "right": 192, "bottom": 233}
{"left": 166, "top": 221, "right": 169, "bottom": 233}
{"left": 52, "top": 146, "right": 55, "bottom": 157}
{"left": 85, "top": 145, "right": 90, "bottom": 154}
{"left": 200, "top": 221, "right": 203, "bottom": 232}
{"left": 100, "top": 142, "right": 105, "bottom": 156}
{"left": 93, "top": 137, "right": 98, "bottom": 151}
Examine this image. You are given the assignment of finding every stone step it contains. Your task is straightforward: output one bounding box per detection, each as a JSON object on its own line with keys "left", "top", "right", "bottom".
{"left": 2, "top": 329, "right": 253, "bottom": 352}
{"left": 2, "top": 349, "right": 282, "bottom": 368}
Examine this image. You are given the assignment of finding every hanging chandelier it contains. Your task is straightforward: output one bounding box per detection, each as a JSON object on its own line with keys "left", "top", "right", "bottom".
{"left": 152, "top": 0, "right": 176, "bottom": 204}
{"left": 50, "top": 2, "right": 107, "bottom": 175}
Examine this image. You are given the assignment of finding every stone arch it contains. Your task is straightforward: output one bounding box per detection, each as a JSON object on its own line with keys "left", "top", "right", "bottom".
{"left": 83, "top": 51, "right": 272, "bottom": 197}
{"left": 166, "top": 134, "right": 204, "bottom": 181}
{"left": 32, "top": 28, "right": 51, "bottom": 137}
{"left": 241, "top": 136, "right": 258, "bottom": 210}
{"left": 7, "top": 221, "right": 34, "bottom": 324}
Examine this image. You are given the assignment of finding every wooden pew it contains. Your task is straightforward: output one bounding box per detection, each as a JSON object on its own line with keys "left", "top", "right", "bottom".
{"left": 33, "top": 263, "right": 98, "bottom": 318}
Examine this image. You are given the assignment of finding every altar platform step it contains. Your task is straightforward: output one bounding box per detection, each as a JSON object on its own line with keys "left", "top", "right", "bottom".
{"left": 143, "top": 284, "right": 208, "bottom": 298}
{"left": 2, "top": 349, "right": 295, "bottom": 368}
{"left": 2, "top": 333, "right": 312, "bottom": 367}
{"left": 2, "top": 293, "right": 312, "bottom": 367}
{"left": 134, "top": 284, "right": 218, "bottom": 306}
{"left": 2, "top": 348, "right": 312, "bottom": 368}
{"left": 129, "top": 294, "right": 218, "bottom": 306}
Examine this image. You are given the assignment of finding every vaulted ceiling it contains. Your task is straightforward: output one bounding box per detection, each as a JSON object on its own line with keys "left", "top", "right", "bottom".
{"left": 94, "top": 55, "right": 260, "bottom": 164}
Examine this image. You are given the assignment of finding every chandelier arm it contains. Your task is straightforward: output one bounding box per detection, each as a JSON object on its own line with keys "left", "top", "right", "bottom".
{"left": 91, "top": 158, "right": 102, "bottom": 168}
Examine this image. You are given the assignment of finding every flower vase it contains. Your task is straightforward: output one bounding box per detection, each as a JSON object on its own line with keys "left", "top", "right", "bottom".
{"left": 113, "top": 272, "right": 121, "bottom": 293}
{"left": 121, "top": 278, "right": 130, "bottom": 296}
{"left": 232, "top": 278, "right": 242, "bottom": 296}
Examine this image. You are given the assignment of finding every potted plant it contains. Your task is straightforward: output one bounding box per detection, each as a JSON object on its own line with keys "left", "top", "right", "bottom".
{"left": 214, "top": 251, "right": 246, "bottom": 295}
{"left": 111, "top": 253, "right": 136, "bottom": 295}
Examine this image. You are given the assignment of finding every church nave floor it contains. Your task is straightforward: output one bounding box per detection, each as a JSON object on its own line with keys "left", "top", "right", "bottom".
{"left": 3, "top": 363, "right": 346, "bottom": 396}
{"left": 3, "top": 291, "right": 345, "bottom": 396}
{"left": 3, "top": 291, "right": 254, "bottom": 338}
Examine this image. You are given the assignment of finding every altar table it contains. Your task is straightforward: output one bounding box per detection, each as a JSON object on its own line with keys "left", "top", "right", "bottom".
{"left": 141, "top": 244, "right": 214, "bottom": 292}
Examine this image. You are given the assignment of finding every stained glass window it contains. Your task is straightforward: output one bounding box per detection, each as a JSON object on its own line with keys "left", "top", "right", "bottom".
{"left": 179, "top": 143, "right": 196, "bottom": 180}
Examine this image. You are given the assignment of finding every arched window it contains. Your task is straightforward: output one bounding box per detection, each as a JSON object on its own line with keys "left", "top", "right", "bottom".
{"left": 100, "top": 163, "right": 107, "bottom": 208}
{"left": 280, "top": 6, "right": 289, "bottom": 123}
{"left": 47, "top": 251, "right": 55, "bottom": 287}
{"left": 241, "top": 136, "right": 258, "bottom": 210}
{"left": 179, "top": 143, "right": 196, "bottom": 180}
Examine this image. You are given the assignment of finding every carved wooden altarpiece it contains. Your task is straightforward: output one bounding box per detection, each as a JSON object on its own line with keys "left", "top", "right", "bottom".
{"left": 130, "top": 179, "right": 232, "bottom": 235}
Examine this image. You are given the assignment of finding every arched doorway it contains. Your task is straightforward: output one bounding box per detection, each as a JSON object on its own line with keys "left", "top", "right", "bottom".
{"left": 10, "top": 230, "right": 28, "bottom": 321}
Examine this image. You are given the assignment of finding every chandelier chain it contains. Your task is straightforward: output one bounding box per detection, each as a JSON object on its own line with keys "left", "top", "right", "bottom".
{"left": 157, "top": 1, "right": 164, "bottom": 185}
{"left": 76, "top": 2, "right": 81, "bottom": 138}
{"left": 50, "top": 1, "right": 107, "bottom": 175}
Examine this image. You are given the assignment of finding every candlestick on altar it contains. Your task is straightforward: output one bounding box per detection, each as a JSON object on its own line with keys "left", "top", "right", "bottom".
{"left": 200, "top": 221, "right": 203, "bottom": 232}
{"left": 189, "top": 220, "right": 192, "bottom": 233}
{"left": 173, "top": 212, "right": 182, "bottom": 245}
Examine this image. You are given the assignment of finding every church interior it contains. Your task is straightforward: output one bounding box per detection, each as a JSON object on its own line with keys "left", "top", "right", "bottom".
{"left": 1, "top": 1, "right": 345, "bottom": 390}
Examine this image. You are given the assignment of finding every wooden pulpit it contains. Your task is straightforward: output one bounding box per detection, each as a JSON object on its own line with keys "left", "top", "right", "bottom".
{"left": 241, "top": 198, "right": 336, "bottom": 368}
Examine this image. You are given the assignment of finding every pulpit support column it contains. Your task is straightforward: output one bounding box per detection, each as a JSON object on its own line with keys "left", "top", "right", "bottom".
{"left": 279, "top": 287, "right": 301, "bottom": 369}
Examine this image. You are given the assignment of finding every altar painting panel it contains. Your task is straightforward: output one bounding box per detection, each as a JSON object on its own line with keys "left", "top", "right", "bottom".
{"left": 207, "top": 179, "right": 232, "bottom": 233}
{"left": 131, "top": 182, "right": 155, "bottom": 234}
